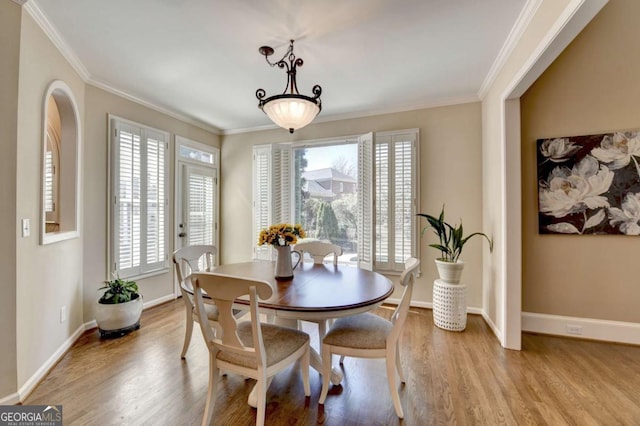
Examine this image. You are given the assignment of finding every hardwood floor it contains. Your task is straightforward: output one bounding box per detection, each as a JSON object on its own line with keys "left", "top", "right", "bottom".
{"left": 25, "top": 300, "right": 640, "bottom": 425}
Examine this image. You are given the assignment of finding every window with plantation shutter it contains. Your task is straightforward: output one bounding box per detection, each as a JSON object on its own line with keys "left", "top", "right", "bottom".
{"left": 374, "top": 130, "right": 417, "bottom": 272}
{"left": 252, "top": 129, "right": 418, "bottom": 273}
{"left": 374, "top": 131, "right": 418, "bottom": 271}
{"left": 252, "top": 144, "right": 292, "bottom": 260}
{"left": 110, "top": 118, "right": 169, "bottom": 278}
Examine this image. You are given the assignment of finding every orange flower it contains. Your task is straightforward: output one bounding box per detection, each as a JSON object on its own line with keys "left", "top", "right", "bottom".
{"left": 257, "top": 223, "right": 305, "bottom": 247}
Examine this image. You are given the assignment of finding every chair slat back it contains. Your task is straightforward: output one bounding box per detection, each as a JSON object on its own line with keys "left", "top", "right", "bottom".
{"left": 295, "top": 241, "right": 343, "bottom": 265}
{"left": 192, "top": 272, "right": 272, "bottom": 362}
{"left": 172, "top": 245, "right": 216, "bottom": 295}
{"left": 390, "top": 257, "right": 420, "bottom": 334}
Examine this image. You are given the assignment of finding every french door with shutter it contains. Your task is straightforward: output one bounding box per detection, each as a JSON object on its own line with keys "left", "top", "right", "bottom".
{"left": 174, "top": 136, "right": 219, "bottom": 294}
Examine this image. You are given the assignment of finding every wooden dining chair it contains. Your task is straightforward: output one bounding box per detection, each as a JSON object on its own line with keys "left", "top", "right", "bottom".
{"left": 295, "top": 240, "right": 343, "bottom": 265}
{"left": 318, "top": 257, "right": 420, "bottom": 418}
{"left": 293, "top": 240, "right": 344, "bottom": 334}
{"left": 192, "top": 272, "right": 311, "bottom": 426}
{"left": 172, "top": 245, "right": 228, "bottom": 359}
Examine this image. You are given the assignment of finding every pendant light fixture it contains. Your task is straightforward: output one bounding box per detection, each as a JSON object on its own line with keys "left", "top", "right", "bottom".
{"left": 256, "top": 40, "right": 322, "bottom": 133}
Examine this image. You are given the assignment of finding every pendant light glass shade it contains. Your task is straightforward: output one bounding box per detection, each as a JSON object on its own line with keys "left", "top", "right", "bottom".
{"left": 260, "top": 95, "right": 320, "bottom": 133}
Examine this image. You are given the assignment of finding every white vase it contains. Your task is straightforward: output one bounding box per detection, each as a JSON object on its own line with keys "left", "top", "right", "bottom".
{"left": 435, "top": 259, "right": 464, "bottom": 284}
{"left": 274, "top": 245, "right": 301, "bottom": 280}
{"left": 95, "top": 295, "right": 143, "bottom": 337}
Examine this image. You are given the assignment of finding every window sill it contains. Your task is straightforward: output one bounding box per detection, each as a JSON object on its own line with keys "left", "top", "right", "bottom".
{"left": 113, "top": 267, "right": 170, "bottom": 282}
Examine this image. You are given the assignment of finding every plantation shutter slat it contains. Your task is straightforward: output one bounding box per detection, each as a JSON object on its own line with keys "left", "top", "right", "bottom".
{"left": 357, "top": 132, "right": 374, "bottom": 271}
{"left": 393, "top": 133, "right": 416, "bottom": 268}
{"left": 375, "top": 135, "right": 391, "bottom": 270}
{"left": 44, "top": 150, "right": 54, "bottom": 212}
{"left": 273, "top": 144, "right": 292, "bottom": 224}
{"left": 113, "top": 123, "right": 142, "bottom": 277}
{"left": 186, "top": 165, "right": 215, "bottom": 247}
{"left": 253, "top": 146, "right": 272, "bottom": 260}
{"left": 143, "top": 129, "right": 168, "bottom": 273}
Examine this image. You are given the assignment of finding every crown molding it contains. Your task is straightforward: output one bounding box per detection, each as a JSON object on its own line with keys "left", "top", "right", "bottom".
{"left": 12, "top": 0, "right": 28, "bottom": 5}
{"left": 24, "top": 1, "right": 221, "bottom": 135}
{"left": 87, "top": 78, "right": 221, "bottom": 135}
{"left": 222, "top": 95, "right": 479, "bottom": 135}
{"left": 25, "top": 1, "right": 90, "bottom": 80}
{"left": 508, "top": 0, "right": 608, "bottom": 99}
{"left": 478, "top": 0, "right": 542, "bottom": 99}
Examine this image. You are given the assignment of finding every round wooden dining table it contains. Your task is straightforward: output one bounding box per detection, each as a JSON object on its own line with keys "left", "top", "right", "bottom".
{"left": 206, "top": 260, "right": 394, "bottom": 405}
{"left": 211, "top": 260, "right": 394, "bottom": 319}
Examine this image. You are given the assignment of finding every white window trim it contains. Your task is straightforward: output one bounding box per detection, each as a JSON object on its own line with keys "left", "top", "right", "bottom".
{"left": 40, "top": 80, "right": 81, "bottom": 245}
{"left": 108, "top": 115, "right": 170, "bottom": 280}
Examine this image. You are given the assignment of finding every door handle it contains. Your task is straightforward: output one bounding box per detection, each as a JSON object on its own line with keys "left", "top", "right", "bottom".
{"left": 178, "top": 232, "right": 187, "bottom": 237}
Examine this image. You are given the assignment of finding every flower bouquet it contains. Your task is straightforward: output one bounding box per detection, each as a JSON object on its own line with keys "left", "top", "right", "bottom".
{"left": 257, "top": 223, "right": 305, "bottom": 247}
{"left": 257, "top": 223, "right": 305, "bottom": 279}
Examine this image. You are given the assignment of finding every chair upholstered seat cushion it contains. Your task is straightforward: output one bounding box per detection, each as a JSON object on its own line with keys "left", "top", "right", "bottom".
{"left": 193, "top": 302, "right": 220, "bottom": 321}
{"left": 217, "top": 322, "right": 309, "bottom": 369}
{"left": 323, "top": 313, "right": 392, "bottom": 349}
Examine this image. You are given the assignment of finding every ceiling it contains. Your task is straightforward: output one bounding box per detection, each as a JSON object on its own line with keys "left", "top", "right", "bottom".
{"left": 31, "top": 0, "right": 527, "bottom": 134}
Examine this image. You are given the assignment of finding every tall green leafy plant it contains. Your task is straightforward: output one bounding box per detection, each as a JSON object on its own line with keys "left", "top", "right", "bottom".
{"left": 99, "top": 275, "right": 140, "bottom": 304}
{"left": 417, "top": 206, "right": 493, "bottom": 262}
{"left": 316, "top": 201, "right": 339, "bottom": 241}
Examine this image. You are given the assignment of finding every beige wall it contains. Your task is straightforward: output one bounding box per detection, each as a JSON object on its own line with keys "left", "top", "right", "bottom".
{"left": 221, "top": 103, "right": 485, "bottom": 307}
{"left": 0, "top": 0, "right": 21, "bottom": 399}
{"left": 15, "top": 11, "right": 86, "bottom": 388}
{"left": 83, "top": 85, "right": 220, "bottom": 321}
{"left": 521, "top": 0, "right": 640, "bottom": 323}
{"left": 6, "top": 7, "right": 220, "bottom": 397}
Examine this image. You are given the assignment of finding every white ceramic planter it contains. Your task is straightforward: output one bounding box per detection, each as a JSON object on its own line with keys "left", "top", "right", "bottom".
{"left": 435, "top": 259, "right": 465, "bottom": 284}
{"left": 95, "top": 295, "right": 143, "bottom": 337}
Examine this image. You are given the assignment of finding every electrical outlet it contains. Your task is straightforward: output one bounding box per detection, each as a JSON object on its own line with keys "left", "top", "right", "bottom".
{"left": 60, "top": 306, "right": 67, "bottom": 323}
{"left": 566, "top": 324, "right": 583, "bottom": 335}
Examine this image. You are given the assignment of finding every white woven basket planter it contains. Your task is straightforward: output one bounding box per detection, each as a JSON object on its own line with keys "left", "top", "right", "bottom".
{"left": 433, "top": 279, "right": 467, "bottom": 331}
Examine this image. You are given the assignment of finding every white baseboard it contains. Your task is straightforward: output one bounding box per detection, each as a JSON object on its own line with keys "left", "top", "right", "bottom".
{"left": 8, "top": 294, "right": 178, "bottom": 404}
{"left": 481, "top": 311, "right": 504, "bottom": 345}
{"left": 406, "top": 298, "right": 484, "bottom": 312}
{"left": 357, "top": 299, "right": 640, "bottom": 347}
{"left": 0, "top": 392, "right": 20, "bottom": 405}
{"left": 389, "top": 298, "right": 483, "bottom": 315}
{"left": 522, "top": 312, "right": 640, "bottom": 345}
{"left": 17, "top": 323, "right": 86, "bottom": 402}
{"left": 84, "top": 319, "right": 97, "bottom": 330}
{"left": 143, "top": 294, "right": 175, "bottom": 310}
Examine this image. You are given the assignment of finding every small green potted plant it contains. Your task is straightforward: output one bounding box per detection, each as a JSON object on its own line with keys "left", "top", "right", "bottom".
{"left": 417, "top": 206, "right": 493, "bottom": 283}
{"left": 95, "top": 274, "right": 143, "bottom": 338}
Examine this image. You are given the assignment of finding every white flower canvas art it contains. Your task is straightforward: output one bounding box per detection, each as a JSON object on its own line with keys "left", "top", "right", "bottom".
{"left": 537, "top": 131, "right": 640, "bottom": 235}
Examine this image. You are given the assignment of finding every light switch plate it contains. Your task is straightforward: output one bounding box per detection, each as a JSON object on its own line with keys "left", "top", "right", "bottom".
{"left": 21, "top": 219, "right": 30, "bottom": 237}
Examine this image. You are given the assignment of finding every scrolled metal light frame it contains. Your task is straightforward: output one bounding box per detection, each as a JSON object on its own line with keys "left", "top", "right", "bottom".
{"left": 256, "top": 40, "right": 322, "bottom": 133}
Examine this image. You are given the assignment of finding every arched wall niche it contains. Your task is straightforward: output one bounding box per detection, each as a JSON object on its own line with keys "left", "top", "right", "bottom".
{"left": 40, "top": 80, "right": 81, "bottom": 245}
